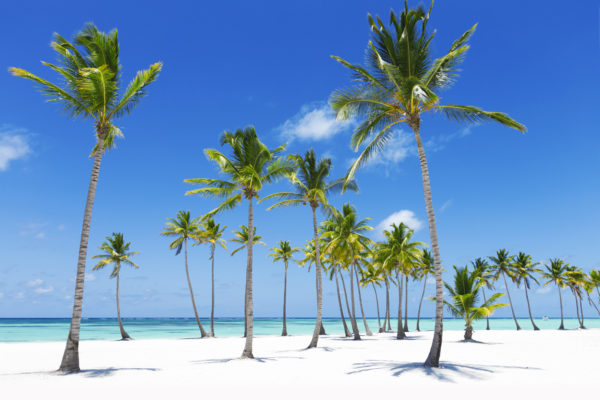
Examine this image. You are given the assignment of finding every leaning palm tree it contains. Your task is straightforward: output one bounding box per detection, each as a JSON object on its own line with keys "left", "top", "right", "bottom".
{"left": 91, "top": 233, "right": 139, "bottom": 340}
{"left": 588, "top": 270, "right": 600, "bottom": 316}
{"left": 331, "top": 2, "right": 525, "bottom": 367}
{"left": 512, "top": 253, "right": 541, "bottom": 330}
{"left": 162, "top": 211, "right": 208, "bottom": 338}
{"left": 565, "top": 266, "right": 586, "bottom": 329}
{"left": 260, "top": 149, "right": 357, "bottom": 348}
{"left": 540, "top": 258, "right": 569, "bottom": 329}
{"left": 10, "top": 24, "right": 161, "bottom": 372}
{"left": 268, "top": 241, "right": 300, "bottom": 336}
{"left": 184, "top": 127, "right": 293, "bottom": 359}
{"left": 471, "top": 257, "right": 496, "bottom": 330}
{"left": 194, "top": 218, "right": 227, "bottom": 337}
{"left": 444, "top": 265, "right": 506, "bottom": 341}
{"left": 489, "top": 249, "right": 520, "bottom": 330}
{"left": 415, "top": 249, "right": 434, "bottom": 331}
{"left": 359, "top": 262, "right": 384, "bottom": 333}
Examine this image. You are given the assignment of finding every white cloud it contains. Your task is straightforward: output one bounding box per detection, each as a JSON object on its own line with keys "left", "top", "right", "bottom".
{"left": 439, "top": 200, "right": 452, "bottom": 213}
{"left": 278, "top": 103, "right": 353, "bottom": 141}
{"left": 85, "top": 274, "right": 96, "bottom": 282}
{"left": 34, "top": 286, "right": 54, "bottom": 294}
{"left": 0, "top": 125, "right": 31, "bottom": 171}
{"left": 375, "top": 210, "right": 423, "bottom": 239}
{"left": 26, "top": 278, "right": 43, "bottom": 287}
{"left": 535, "top": 286, "right": 552, "bottom": 295}
{"left": 57, "top": 224, "right": 66, "bottom": 231}
{"left": 19, "top": 223, "right": 47, "bottom": 240}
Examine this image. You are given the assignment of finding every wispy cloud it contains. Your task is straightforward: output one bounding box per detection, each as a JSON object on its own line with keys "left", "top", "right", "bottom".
{"left": 34, "top": 286, "right": 54, "bottom": 294}
{"left": 439, "top": 199, "right": 452, "bottom": 213}
{"left": 19, "top": 223, "right": 47, "bottom": 240}
{"left": 26, "top": 279, "right": 43, "bottom": 288}
{"left": 535, "top": 286, "right": 552, "bottom": 295}
{"left": 375, "top": 210, "right": 423, "bottom": 239}
{"left": 0, "top": 125, "right": 31, "bottom": 171}
{"left": 277, "top": 103, "right": 353, "bottom": 141}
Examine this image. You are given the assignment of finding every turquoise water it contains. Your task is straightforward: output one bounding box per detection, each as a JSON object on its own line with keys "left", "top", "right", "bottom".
{"left": 0, "top": 317, "right": 597, "bottom": 342}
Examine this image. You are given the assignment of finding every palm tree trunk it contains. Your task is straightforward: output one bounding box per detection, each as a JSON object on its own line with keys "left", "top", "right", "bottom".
{"left": 558, "top": 285, "right": 565, "bottom": 330}
{"left": 320, "top": 322, "right": 326, "bottom": 335}
{"left": 524, "top": 285, "right": 539, "bottom": 330}
{"left": 588, "top": 293, "right": 600, "bottom": 317}
{"left": 396, "top": 270, "right": 405, "bottom": 339}
{"left": 282, "top": 261, "right": 288, "bottom": 336}
{"left": 116, "top": 273, "right": 131, "bottom": 340}
{"left": 412, "top": 123, "right": 443, "bottom": 368}
{"left": 416, "top": 277, "right": 427, "bottom": 332}
{"left": 354, "top": 265, "right": 372, "bottom": 335}
{"left": 210, "top": 243, "right": 215, "bottom": 337}
{"left": 578, "top": 296, "right": 585, "bottom": 329}
{"left": 464, "top": 323, "right": 473, "bottom": 341}
{"left": 385, "top": 277, "right": 391, "bottom": 331}
{"left": 403, "top": 275, "right": 409, "bottom": 332}
{"left": 184, "top": 239, "right": 208, "bottom": 337}
{"left": 335, "top": 269, "right": 352, "bottom": 337}
{"left": 59, "top": 144, "right": 105, "bottom": 372}
{"left": 482, "top": 287, "right": 490, "bottom": 330}
{"left": 372, "top": 283, "right": 382, "bottom": 333}
{"left": 241, "top": 196, "right": 254, "bottom": 358}
{"left": 349, "top": 264, "right": 361, "bottom": 340}
{"left": 340, "top": 269, "right": 359, "bottom": 338}
{"left": 307, "top": 206, "right": 323, "bottom": 348}
{"left": 501, "top": 271, "right": 521, "bottom": 330}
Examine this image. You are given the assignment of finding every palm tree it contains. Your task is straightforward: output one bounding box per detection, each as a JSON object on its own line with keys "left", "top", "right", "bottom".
{"left": 298, "top": 238, "right": 331, "bottom": 337}
{"left": 378, "top": 223, "right": 424, "bottom": 339}
{"left": 471, "top": 257, "right": 496, "bottom": 330}
{"left": 322, "top": 204, "right": 373, "bottom": 340}
{"left": 444, "top": 265, "right": 506, "bottom": 341}
{"left": 184, "top": 127, "right": 293, "bottom": 359}
{"left": 194, "top": 218, "right": 227, "bottom": 337}
{"left": 261, "top": 149, "right": 357, "bottom": 348}
{"left": 331, "top": 3, "right": 525, "bottom": 367}
{"left": 512, "top": 253, "right": 541, "bottom": 330}
{"left": 565, "top": 266, "right": 586, "bottom": 329}
{"left": 540, "top": 258, "right": 569, "bottom": 329}
{"left": 162, "top": 211, "right": 208, "bottom": 338}
{"left": 229, "top": 225, "right": 266, "bottom": 255}
{"left": 352, "top": 249, "right": 374, "bottom": 336}
{"left": 268, "top": 240, "right": 300, "bottom": 336}
{"left": 359, "top": 263, "right": 384, "bottom": 333}
{"left": 587, "top": 270, "right": 600, "bottom": 316}
{"left": 91, "top": 233, "right": 139, "bottom": 340}
{"left": 415, "top": 249, "right": 434, "bottom": 331}
{"left": 489, "top": 249, "right": 520, "bottom": 330}
{"left": 10, "top": 24, "right": 161, "bottom": 372}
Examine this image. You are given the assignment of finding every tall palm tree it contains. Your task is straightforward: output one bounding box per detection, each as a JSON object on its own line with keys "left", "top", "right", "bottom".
{"left": 540, "top": 258, "right": 569, "bottom": 329}
{"left": 162, "top": 211, "right": 208, "bottom": 338}
{"left": 268, "top": 240, "right": 300, "bottom": 336}
{"left": 565, "top": 266, "right": 586, "bottom": 329}
{"left": 261, "top": 149, "right": 357, "bottom": 348}
{"left": 331, "top": 3, "right": 525, "bottom": 367}
{"left": 444, "top": 265, "right": 506, "bottom": 341}
{"left": 587, "top": 270, "right": 600, "bottom": 316}
{"left": 512, "top": 253, "right": 541, "bottom": 330}
{"left": 415, "top": 249, "right": 434, "bottom": 331}
{"left": 359, "top": 263, "right": 384, "bottom": 333}
{"left": 471, "top": 257, "right": 496, "bottom": 330}
{"left": 91, "top": 233, "right": 139, "bottom": 340}
{"left": 194, "top": 218, "right": 227, "bottom": 337}
{"left": 378, "top": 223, "right": 424, "bottom": 339}
{"left": 322, "top": 204, "right": 373, "bottom": 340}
{"left": 10, "top": 24, "right": 161, "bottom": 372}
{"left": 352, "top": 249, "right": 374, "bottom": 336}
{"left": 298, "top": 238, "right": 331, "bottom": 337}
{"left": 185, "top": 127, "right": 293, "bottom": 359}
{"left": 489, "top": 249, "right": 520, "bottom": 330}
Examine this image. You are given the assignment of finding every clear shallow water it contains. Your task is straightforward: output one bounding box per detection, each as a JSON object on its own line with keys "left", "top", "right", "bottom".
{"left": 0, "top": 317, "right": 597, "bottom": 342}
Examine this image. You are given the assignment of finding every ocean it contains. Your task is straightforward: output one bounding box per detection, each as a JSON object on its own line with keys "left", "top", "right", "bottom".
{"left": 0, "top": 317, "right": 596, "bottom": 342}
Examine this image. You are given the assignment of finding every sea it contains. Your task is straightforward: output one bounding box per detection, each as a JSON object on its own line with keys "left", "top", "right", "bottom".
{"left": 0, "top": 317, "right": 597, "bottom": 342}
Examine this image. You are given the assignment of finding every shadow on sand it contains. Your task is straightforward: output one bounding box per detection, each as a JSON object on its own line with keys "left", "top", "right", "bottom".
{"left": 192, "top": 355, "right": 306, "bottom": 364}
{"left": 2, "top": 367, "right": 160, "bottom": 378}
{"left": 348, "top": 360, "right": 541, "bottom": 382}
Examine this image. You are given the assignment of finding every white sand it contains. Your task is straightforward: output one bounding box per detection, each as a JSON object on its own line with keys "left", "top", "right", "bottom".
{"left": 1, "top": 329, "right": 597, "bottom": 399}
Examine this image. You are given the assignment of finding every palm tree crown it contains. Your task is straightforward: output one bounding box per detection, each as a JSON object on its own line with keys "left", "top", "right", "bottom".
{"left": 161, "top": 211, "right": 201, "bottom": 254}
{"left": 268, "top": 241, "right": 300, "bottom": 264}
{"left": 195, "top": 218, "right": 227, "bottom": 251}
{"left": 92, "top": 233, "right": 139, "bottom": 277}
{"left": 229, "top": 225, "right": 266, "bottom": 256}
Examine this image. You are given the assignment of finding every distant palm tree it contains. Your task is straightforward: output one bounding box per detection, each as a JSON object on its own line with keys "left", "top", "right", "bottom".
{"left": 489, "top": 249, "right": 520, "bottom": 330}
{"left": 161, "top": 211, "right": 208, "bottom": 337}
{"left": 185, "top": 127, "right": 293, "bottom": 358}
{"left": 229, "top": 225, "right": 266, "bottom": 255}
{"left": 378, "top": 223, "right": 424, "bottom": 339}
{"left": 298, "top": 239, "right": 331, "bottom": 337}
{"left": 540, "top": 258, "right": 569, "bottom": 329}
{"left": 10, "top": 24, "right": 161, "bottom": 372}
{"left": 444, "top": 266, "right": 506, "bottom": 341}
{"left": 194, "top": 218, "right": 227, "bottom": 337}
{"left": 359, "top": 263, "right": 384, "bottom": 333}
{"left": 331, "top": 2, "right": 525, "bottom": 367}
{"left": 352, "top": 249, "right": 374, "bottom": 336}
{"left": 471, "top": 257, "right": 496, "bottom": 330}
{"left": 512, "top": 253, "right": 541, "bottom": 330}
{"left": 587, "top": 270, "right": 600, "bottom": 316}
{"left": 416, "top": 250, "right": 435, "bottom": 331}
{"left": 92, "top": 233, "right": 139, "bottom": 340}
{"left": 565, "top": 266, "right": 586, "bottom": 329}
{"left": 268, "top": 240, "right": 300, "bottom": 336}
{"left": 261, "top": 149, "right": 357, "bottom": 348}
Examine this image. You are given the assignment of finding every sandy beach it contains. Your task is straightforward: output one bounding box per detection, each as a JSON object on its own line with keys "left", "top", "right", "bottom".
{"left": 1, "top": 329, "right": 597, "bottom": 398}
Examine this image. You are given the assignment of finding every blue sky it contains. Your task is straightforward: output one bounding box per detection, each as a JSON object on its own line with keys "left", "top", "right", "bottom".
{"left": 1, "top": 0, "right": 599, "bottom": 320}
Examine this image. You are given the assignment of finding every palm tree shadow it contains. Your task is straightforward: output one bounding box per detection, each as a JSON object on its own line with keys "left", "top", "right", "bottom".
{"left": 192, "top": 355, "right": 306, "bottom": 364}
{"left": 456, "top": 339, "right": 502, "bottom": 345}
{"left": 348, "top": 361, "right": 540, "bottom": 382}
{"left": 80, "top": 367, "right": 160, "bottom": 377}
